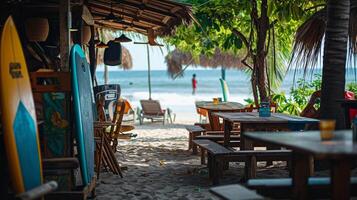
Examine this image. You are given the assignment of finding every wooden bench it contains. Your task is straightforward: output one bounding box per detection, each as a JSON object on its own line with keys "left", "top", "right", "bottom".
{"left": 185, "top": 125, "right": 205, "bottom": 154}
{"left": 193, "top": 139, "right": 292, "bottom": 184}
{"left": 210, "top": 184, "right": 264, "bottom": 200}
{"left": 194, "top": 123, "right": 211, "bottom": 130}
{"left": 195, "top": 135, "right": 241, "bottom": 147}
{"left": 246, "top": 177, "right": 357, "bottom": 199}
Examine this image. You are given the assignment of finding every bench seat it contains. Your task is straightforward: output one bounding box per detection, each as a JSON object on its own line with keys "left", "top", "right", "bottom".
{"left": 210, "top": 184, "right": 264, "bottom": 200}
{"left": 247, "top": 177, "right": 357, "bottom": 199}
{"left": 193, "top": 139, "right": 292, "bottom": 184}
{"left": 186, "top": 125, "right": 206, "bottom": 154}
{"left": 196, "top": 134, "right": 241, "bottom": 149}
{"left": 196, "top": 134, "right": 240, "bottom": 140}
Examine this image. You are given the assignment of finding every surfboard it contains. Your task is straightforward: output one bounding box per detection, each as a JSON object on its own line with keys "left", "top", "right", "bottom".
{"left": 220, "top": 78, "right": 230, "bottom": 102}
{"left": 70, "top": 44, "right": 95, "bottom": 185}
{"left": 0, "top": 16, "right": 42, "bottom": 193}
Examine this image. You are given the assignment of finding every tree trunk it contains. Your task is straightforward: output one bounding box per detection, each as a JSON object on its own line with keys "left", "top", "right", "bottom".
{"left": 254, "top": 55, "right": 268, "bottom": 102}
{"left": 253, "top": 0, "right": 269, "bottom": 102}
{"left": 251, "top": 70, "right": 259, "bottom": 106}
{"left": 320, "top": 0, "right": 350, "bottom": 129}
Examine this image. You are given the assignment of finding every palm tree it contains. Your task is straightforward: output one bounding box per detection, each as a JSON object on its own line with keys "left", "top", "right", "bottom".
{"left": 320, "top": 0, "right": 350, "bottom": 129}
{"left": 291, "top": 0, "right": 357, "bottom": 129}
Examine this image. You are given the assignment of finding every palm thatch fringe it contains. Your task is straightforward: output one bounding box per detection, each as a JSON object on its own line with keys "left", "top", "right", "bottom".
{"left": 290, "top": 8, "right": 325, "bottom": 72}
{"left": 291, "top": 5, "right": 357, "bottom": 73}
{"left": 165, "top": 49, "right": 244, "bottom": 77}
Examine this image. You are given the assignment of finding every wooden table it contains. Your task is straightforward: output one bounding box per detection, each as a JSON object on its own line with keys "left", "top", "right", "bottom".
{"left": 213, "top": 112, "right": 319, "bottom": 148}
{"left": 213, "top": 112, "right": 319, "bottom": 179}
{"left": 195, "top": 101, "right": 244, "bottom": 130}
{"left": 244, "top": 131, "right": 357, "bottom": 200}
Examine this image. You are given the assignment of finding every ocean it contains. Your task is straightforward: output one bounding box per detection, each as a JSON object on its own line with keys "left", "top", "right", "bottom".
{"left": 95, "top": 68, "right": 357, "bottom": 121}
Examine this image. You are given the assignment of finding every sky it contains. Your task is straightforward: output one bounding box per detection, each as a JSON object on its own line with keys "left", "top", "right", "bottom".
{"left": 96, "top": 40, "right": 171, "bottom": 71}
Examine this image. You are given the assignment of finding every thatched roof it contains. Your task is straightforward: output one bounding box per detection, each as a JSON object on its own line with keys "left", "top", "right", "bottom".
{"left": 88, "top": 0, "right": 194, "bottom": 37}
{"left": 97, "top": 46, "right": 133, "bottom": 69}
{"left": 290, "top": 4, "right": 357, "bottom": 71}
{"left": 165, "top": 49, "right": 244, "bottom": 77}
{"left": 5, "top": 0, "right": 194, "bottom": 37}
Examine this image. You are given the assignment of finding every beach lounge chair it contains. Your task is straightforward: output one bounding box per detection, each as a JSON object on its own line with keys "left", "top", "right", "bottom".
{"left": 197, "top": 108, "right": 208, "bottom": 123}
{"left": 123, "top": 100, "right": 136, "bottom": 124}
{"left": 139, "top": 100, "right": 175, "bottom": 125}
{"left": 300, "top": 90, "right": 321, "bottom": 118}
{"left": 109, "top": 99, "right": 136, "bottom": 125}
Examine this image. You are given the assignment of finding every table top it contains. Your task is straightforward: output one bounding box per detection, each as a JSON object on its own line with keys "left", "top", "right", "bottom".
{"left": 245, "top": 130, "right": 357, "bottom": 158}
{"left": 337, "top": 99, "right": 357, "bottom": 107}
{"left": 195, "top": 101, "right": 244, "bottom": 111}
{"left": 213, "top": 112, "right": 319, "bottom": 124}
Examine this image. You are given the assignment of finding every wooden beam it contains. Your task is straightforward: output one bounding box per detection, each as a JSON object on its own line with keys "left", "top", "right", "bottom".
{"left": 95, "top": 21, "right": 149, "bottom": 33}
{"left": 88, "top": 2, "right": 166, "bottom": 27}
{"left": 59, "top": 0, "right": 71, "bottom": 72}
{"left": 119, "top": 0, "right": 178, "bottom": 18}
{"left": 170, "top": 6, "right": 182, "bottom": 13}
{"left": 96, "top": 23, "right": 147, "bottom": 35}
{"left": 91, "top": 13, "right": 160, "bottom": 30}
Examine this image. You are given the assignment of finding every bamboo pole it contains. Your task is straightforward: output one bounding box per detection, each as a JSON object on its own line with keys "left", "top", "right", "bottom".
{"left": 59, "top": 0, "right": 71, "bottom": 71}
{"left": 147, "top": 44, "right": 152, "bottom": 100}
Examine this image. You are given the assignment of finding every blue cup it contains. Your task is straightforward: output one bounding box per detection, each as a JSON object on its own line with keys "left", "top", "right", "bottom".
{"left": 259, "top": 102, "right": 271, "bottom": 117}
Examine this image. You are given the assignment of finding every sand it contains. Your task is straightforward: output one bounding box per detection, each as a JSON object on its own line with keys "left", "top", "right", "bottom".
{"left": 95, "top": 118, "right": 292, "bottom": 200}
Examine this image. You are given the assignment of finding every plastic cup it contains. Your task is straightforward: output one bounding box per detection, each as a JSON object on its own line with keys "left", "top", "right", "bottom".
{"left": 319, "top": 120, "right": 336, "bottom": 140}
{"left": 213, "top": 98, "right": 219, "bottom": 105}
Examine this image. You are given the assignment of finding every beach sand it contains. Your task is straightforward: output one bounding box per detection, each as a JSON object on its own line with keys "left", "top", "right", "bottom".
{"left": 95, "top": 118, "right": 292, "bottom": 200}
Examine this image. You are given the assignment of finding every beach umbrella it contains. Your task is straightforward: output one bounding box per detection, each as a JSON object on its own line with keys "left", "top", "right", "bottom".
{"left": 165, "top": 48, "right": 244, "bottom": 79}
{"left": 134, "top": 30, "right": 164, "bottom": 100}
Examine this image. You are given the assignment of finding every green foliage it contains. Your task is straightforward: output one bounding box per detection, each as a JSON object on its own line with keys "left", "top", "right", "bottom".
{"left": 243, "top": 98, "right": 255, "bottom": 107}
{"left": 347, "top": 82, "right": 357, "bottom": 95}
{"left": 167, "top": 0, "right": 323, "bottom": 93}
{"left": 271, "top": 74, "right": 322, "bottom": 115}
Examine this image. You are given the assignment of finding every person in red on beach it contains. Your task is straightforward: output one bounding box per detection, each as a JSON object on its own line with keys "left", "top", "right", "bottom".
{"left": 192, "top": 74, "right": 197, "bottom": 95}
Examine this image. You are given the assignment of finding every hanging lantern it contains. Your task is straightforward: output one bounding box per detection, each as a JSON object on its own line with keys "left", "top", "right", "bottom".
{"left": 104, "top": 40, "right": 122, "bottom": 66}
{"left": 94, "top": 39, "right": 101, "bottom": 44}
{"left": 114, "top": 34, "right": 132, "bottom": 43}
{"left": 82, "top": 25, "right": 91, "bottom": 44}
{"left": 25, "top": 18, "right": 49, "bottom": 42}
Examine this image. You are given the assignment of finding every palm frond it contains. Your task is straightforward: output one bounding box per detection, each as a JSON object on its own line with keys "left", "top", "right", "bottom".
{"left": 289, "top": 8, "right": 326, "bottom": 74}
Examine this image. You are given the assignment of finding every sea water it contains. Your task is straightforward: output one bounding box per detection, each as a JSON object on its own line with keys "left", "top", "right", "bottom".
{"left": 95, "top": 68, "right": 357, "bottom": 122}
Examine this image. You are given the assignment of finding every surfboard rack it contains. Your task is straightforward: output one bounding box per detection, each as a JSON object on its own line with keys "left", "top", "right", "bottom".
{"left": 30, "top": 71, "right": 78, "bottom": 192}
{"left": 30, "top": 71, "right": 71, "bottom": 93}
{"left": 45, "top": 176, "right": 96, "bottom": 200}
{"left": 15, "top": 181, "right": 58, "bottom": 200}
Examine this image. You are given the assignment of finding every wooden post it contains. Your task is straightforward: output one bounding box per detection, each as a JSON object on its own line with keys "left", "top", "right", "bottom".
{"left": 146, "top": 44, "right": 152, "bottom": 100}
{"left": 59, "top": 0, "right": 71, "bottom": 72}
{"left": 89, "top": 26, "right": 96, "bottom": 81}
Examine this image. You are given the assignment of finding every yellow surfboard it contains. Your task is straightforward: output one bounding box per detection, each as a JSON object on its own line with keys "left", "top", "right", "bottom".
{"left": 0, "top": 16, "right": 43, "bottom": 194}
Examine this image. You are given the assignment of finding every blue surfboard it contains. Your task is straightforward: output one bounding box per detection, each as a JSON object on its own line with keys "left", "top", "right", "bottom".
{"left": 220, "top": 78, "right": 230, "bottom": 102}
{"left": 70, "top": 44, "right": 95, "bottom": 185}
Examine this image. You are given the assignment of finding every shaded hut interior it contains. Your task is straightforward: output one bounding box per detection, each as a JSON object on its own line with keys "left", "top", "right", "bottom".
{"left": 0, "top": 0, "right": 193, "bottom": 75}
